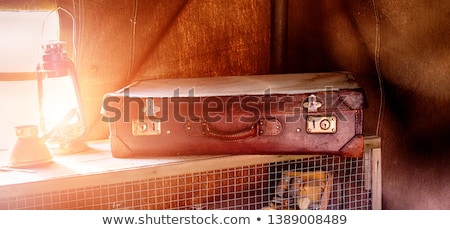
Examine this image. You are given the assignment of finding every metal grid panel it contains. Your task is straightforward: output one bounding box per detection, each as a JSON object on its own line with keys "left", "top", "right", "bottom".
{"left": 0, "top": 154, "right": 372, "bottom": 210}
{"left": 267, "top": 155, "right": 371, "bottom": 210}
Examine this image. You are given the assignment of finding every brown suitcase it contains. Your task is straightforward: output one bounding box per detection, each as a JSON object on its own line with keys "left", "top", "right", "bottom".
{"left": 101, "top": 72, "right": 366, "bottom": 158}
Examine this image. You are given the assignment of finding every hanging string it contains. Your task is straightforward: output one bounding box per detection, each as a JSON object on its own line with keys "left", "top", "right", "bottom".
{"left": 128, "top": 0, "right": 139, "bottom": 81}
{"left": 76, "top": 0, "right": 85, "bottom": 69}
{"left": 372, "top": 0, "right": 384, "bottom": 137}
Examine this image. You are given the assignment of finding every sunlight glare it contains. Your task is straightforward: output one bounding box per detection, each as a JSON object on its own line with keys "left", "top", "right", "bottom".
{"left": 0, "top": 10, "right": 59, "bottom": 72}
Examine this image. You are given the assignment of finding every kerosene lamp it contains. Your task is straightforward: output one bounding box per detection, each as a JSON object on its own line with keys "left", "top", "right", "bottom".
{"left": 35, "top": 41, "right": 88, "bottom": 154}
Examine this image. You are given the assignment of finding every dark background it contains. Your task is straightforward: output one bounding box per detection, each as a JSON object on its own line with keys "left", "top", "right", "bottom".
{"left": 3, "top": 0, "right": 450, "bottom": 209}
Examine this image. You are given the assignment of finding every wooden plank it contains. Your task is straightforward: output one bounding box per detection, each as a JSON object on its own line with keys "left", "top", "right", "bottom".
{"left": 0, "top": 73, "right": 36, "bottom": 81}
{"left": 364, "top": 136, "right": 381, "bottom": 150}
{"left": 0, "top": 140, "right": 313, "bottom": 198}
{"left": 320, "top": 173, "right": 333, "bottom": 210}
{"left": 0, "top": 0, "right": 56, "bottom": 10}
{"left": 371, "top": 148, "right": 382, "bottom": 210}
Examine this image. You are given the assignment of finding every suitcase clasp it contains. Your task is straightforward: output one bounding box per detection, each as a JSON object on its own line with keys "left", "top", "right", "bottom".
{"left": 306, "top": 116, "right": 337, "bottom": 134}
{"left": 132, "top": 119, "right": 161, "bottom": 136}
{"left": 303, "top": 94, "right": 322, "bottom": 113}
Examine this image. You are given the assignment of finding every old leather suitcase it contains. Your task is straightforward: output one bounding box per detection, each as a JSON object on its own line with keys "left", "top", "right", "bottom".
{"left": 101, "top": 72, "right": 366, "bottom": 158}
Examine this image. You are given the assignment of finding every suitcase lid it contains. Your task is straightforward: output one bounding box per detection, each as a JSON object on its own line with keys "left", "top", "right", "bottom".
{"left": 108, "top": 72, "right": 361, "bottom": 98}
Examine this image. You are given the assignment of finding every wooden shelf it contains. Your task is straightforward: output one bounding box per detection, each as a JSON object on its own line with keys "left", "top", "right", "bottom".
{"left": 0, "top": 137, "right": 381, "bottom": 199}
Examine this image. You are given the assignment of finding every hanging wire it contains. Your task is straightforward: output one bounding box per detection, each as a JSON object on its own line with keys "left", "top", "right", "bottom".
{"left": 372, "top": 0, "right": 384, "bottom": 137}
{"left": 128, "top": 0, "right": 139, "bottom": 81}
{"left": 40, "top": 6, "right": 77, "bottom": 63}
{"left": 76, "top": 0, "right": 85, "bottom": 69}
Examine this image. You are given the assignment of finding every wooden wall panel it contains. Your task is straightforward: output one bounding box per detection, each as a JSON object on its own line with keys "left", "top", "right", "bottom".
{"left": 0, "top": 0, "right": 55, "bottom": 10}
{"left": 56, "top": 0, "right": 270, "bottom": 140}
{"left": 57, "top": 0, "right": 138, "bottom": 140}
{"left": 132, "top": 0, "right": 271, "bottom": 80}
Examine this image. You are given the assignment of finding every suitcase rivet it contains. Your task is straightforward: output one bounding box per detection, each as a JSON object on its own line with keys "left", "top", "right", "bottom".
{"left": 259, "top": 130, "right": 264, "bottom": 134}
{"left": 166, "top": 130, "right": 171, "bottom": 134}
{"left": 296, "top": 128, "right": 301, "bottom": 132}
{"left": 187, "top": 126, "right": 191, "bottom": 130}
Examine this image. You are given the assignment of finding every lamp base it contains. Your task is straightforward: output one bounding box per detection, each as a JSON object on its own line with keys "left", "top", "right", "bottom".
{"left": 9, "top": 125, "right": 53, "bottom": 169}
{"left": 49, "top": 139, "right": 90, "bottom": 155}
{"left": 9, "top": 138, "right": 53, "bottom": 168}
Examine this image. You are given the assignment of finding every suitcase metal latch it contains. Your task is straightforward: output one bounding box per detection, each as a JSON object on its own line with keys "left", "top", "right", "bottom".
{"left": 306, "top": 116, "right": 337, "bottom": 134}
{"left": 132, "top": 119, "right": 161, "bottom": 136}
{"left": 303, "top": 94, "right": 322, "bottom": 113}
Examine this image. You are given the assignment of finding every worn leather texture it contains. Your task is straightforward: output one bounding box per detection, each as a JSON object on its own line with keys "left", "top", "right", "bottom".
{"left": 103, "top": 73, "right": 365, "bottom": 158}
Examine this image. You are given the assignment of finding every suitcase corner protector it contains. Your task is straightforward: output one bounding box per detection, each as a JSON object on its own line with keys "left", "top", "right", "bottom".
{"left": 110, "top": 136, "right": 134, "bottom": 158}
{"left": 339, "top": 134, "right": 364, "bottom": 158}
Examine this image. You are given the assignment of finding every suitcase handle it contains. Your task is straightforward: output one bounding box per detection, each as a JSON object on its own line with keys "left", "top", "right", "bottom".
{"left": 185, "top": 118, "right": 282, "bottom": 141}
{"left": 203, "top": 122, "right": 258, "bottom": 141}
